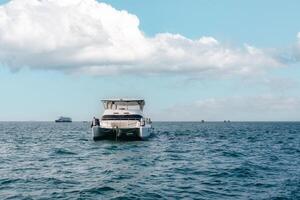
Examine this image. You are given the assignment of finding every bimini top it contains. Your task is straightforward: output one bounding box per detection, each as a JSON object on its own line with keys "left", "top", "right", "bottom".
{"left": 101, "top": 99, "right": 145, "bottom": 110}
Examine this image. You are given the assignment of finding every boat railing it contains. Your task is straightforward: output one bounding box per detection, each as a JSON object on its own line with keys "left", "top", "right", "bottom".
{"left": 100, "top": 120, "right": 141, "bottom": 128}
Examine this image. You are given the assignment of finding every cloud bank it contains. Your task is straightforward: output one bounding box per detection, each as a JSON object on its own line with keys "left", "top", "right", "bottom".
{"left": 158, "top": 95, "right": 300, "bottom": 121}
{"left": 0, "top": 0, "right": 286, "bottom": 76}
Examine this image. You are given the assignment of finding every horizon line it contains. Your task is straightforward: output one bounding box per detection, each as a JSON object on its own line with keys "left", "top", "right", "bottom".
{"left": 0, "top": 120, "right": 299, "bottom": 123}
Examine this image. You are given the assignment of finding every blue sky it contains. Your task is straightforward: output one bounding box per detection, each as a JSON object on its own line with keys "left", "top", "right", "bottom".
{"left": 101, "top": 0, "right": 300, "bottom": 46}
{"left": 0, "top": 0, "right": 299, "bottom": 121}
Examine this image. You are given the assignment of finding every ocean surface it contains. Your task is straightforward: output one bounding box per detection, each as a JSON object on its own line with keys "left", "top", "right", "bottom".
{"left": 0, "top": 122, "right": 299, "bottom": 200}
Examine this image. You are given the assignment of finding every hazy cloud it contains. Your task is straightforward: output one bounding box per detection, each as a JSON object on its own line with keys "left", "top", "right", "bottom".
{"left": 157, "top": 95, "right": 300, "bottom": 121}
{"left": 0, "top": 0, "right": 284, "bottom": 76}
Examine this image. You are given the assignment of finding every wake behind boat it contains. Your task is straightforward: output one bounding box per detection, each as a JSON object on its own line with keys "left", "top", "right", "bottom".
{"left": 91, "top": 99, "right": 153, "bottom": 141}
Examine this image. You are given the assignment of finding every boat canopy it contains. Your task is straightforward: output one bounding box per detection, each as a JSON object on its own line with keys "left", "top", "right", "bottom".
{"left": 101, "top": 99, "right": 145, "bottom": 110}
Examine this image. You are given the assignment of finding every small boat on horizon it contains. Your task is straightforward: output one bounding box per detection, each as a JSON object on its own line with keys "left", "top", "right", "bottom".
{"left": 55, "top": 116, "right": 72, "bottom": 123}
{"left": 91, "top": 98, "right": 153, "bottom": 141}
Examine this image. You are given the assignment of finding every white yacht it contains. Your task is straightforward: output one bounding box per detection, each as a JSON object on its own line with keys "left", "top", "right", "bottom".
{"left": 91, "top": 99, "right": 153, "bottom": 140}
{"left": 55, "top": 116, "right": 72, "bottom": 123}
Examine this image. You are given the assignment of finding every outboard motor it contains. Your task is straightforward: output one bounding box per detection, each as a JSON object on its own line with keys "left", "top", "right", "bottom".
{"left": 91, "top": 117, "right": 100, "bottom": 127}
{"left": 95, "top": 118, "right": 100, "bottom": 126}
{"left": 141, "top": 118, "right": 145, "bottom": 126}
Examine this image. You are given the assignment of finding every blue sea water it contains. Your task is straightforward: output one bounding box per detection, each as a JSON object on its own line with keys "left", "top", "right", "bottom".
{"left": 0, "top": 122, "right": 299, "bottom": 200}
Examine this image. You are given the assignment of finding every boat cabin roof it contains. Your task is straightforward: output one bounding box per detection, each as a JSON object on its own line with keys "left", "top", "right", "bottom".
{"left": 101, "top": 99, "right": 145, "bottom": 110}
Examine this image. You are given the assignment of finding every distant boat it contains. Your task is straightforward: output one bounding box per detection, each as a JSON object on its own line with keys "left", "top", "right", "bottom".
{"left": 55, "top": 116, "right": 72, "bottom": 123}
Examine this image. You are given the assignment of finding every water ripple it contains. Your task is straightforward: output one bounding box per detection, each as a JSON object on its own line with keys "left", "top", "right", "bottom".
{"left": 0, "top": 122, "right": 299, "bottom": 199}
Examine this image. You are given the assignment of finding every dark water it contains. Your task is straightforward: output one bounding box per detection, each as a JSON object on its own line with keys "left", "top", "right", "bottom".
{"left": 0, "top": 122, "right": 299, "bottom": 200}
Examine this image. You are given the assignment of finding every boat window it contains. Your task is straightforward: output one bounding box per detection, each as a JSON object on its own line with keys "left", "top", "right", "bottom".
{"left": 102, "top": 115, "right": 143, "bottom": 120}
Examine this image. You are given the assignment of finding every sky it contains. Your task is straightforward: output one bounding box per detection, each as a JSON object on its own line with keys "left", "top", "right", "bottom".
{"left": 0, "top": 0, "right": 299, "bottom": 121}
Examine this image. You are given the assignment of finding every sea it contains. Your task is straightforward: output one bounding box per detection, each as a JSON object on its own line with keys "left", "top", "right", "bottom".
{"left": 0, "top": 122, "right": 299, "bottom": 200}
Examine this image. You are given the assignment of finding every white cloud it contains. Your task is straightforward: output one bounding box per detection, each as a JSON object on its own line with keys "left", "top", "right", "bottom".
{"left": 156, "top": 95, "right": 300, "bottom": 121}
{"left": 0, "top": 0, "right": 284, "bottom": 76}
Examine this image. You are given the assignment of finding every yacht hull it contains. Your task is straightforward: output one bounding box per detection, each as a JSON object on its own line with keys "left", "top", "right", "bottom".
{"left": 55, "top": 120, "right": 72, "bottom": 123}
{"left": 92, "top": 126, "right": 151, "bottom": 141}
